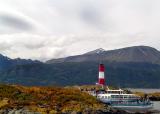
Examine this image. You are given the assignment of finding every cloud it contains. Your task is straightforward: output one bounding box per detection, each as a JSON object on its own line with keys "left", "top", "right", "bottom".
{"left": 0, "top": 0, "right": 160, "bottom": 61}
{"left": 0, "top": 33, "right": 79, "bottom": 61}
{"left": 0, "top": 14, "right": 33, "bottom": 31}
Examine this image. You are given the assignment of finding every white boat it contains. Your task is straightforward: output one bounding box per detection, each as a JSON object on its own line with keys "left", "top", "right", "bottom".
{"left": 95, "top": 89, "right": 153, "bottom": 111}
{"left": 96, "top": 89, "right": 139, "bottom": 103}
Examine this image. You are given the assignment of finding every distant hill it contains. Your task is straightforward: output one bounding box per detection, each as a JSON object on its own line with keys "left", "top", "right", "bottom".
{"left": 0, "top": 61, "right": 160, "bottom": 88}
{"left": 46, "top": 46, "right": 160, "bottom": 64}
{"left": 0, "top": 54, "right": 40, "bottom": 70}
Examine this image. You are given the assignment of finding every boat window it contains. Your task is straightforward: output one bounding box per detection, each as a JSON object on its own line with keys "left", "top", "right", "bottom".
{"left": 108, "top": 91, "right": 122, "bottom": 94}
{"left": 124, "top": 96, "right": 128, "bottom": 98}
{"left": 111, "top": 95, "right": 126, "bottom": 98}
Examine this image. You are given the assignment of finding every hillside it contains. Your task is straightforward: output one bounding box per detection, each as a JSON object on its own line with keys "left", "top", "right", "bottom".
{"left": 46, "top": 46, "right": 160, "bottom": 64}
{"left": 0, "top": 84, "right": 106, "bottom": 114}
{"left": 0, "top": 62, "right": 160, "bottom": 88}
{"left": 0, "top": 54, "right": 40, "bottom": 70}
{"left": 0, "top": 84, "right": 158, "bottom": 114}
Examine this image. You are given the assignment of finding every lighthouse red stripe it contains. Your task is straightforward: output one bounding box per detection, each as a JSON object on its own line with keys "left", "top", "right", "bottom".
{"left": 98, "top": 78, "right": 105, "bottom": 85}
{"left": 99, "top": 64, "right": 104, "bottom": 72}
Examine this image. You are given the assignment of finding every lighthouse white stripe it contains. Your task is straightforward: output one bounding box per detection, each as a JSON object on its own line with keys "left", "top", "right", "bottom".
{"left": 99, "top": 72, "right": 104, "bottom": 78}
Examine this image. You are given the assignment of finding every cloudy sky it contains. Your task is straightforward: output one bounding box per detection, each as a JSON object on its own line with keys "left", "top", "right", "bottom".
{"left": 0, "top": 0, "right": 160, "bottom": 61}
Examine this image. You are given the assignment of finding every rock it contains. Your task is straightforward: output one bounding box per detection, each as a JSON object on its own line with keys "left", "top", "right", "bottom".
{"left": 0, "top": 108, "right": 40, "bottom": 114}
{"left": 71, "top": 111, "right": 79, "bottom": 114}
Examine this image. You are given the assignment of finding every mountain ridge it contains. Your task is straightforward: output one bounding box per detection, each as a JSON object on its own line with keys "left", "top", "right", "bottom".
{"left": 46, "top": 45, "right": 160, "bottom": 64}
{"left": 0, "top": 54, "right": 41, "bottom": 70}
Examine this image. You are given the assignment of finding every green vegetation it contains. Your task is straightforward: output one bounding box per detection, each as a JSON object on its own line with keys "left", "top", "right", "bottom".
{"left": 0, "top": 61, "right": 160, "bottom": 88}
{"left": 133, "top": 91, "right": 160, "bottom": 101}
{"left": 148, "top": 92, "right": 160, "bottom": 101}
{"left": 0, "top": 84, "right": 106, "bottom": 113}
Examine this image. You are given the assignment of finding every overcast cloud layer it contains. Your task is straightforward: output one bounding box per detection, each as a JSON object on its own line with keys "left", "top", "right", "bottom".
{"left": 0, "top": 0, "right": 160, "bottom": 61}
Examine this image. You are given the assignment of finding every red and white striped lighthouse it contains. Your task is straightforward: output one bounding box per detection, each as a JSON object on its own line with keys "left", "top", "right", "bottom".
{"left": 98, "top": 64, "right": 105, "bottom": 86}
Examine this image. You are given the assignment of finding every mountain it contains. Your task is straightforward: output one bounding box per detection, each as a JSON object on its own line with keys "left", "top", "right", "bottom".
{"left": 0, "top": 46, "right": 160, "bottom": 88}
{"left": 46, "top": 46, "right": 160, "bottom": 64}
{"left": 0, "top": 54, "right": 40, "bottom": 70}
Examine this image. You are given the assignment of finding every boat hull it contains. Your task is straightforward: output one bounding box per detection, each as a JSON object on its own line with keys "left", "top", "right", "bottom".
{"left": 111, "top": 104, "right": 153, "bottom": 111}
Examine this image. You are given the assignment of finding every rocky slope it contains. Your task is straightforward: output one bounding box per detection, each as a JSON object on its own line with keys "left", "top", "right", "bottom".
{"left": 0, "top": 84, "right": 107, "bottom": 114}
{"left": 0, "top": 84, "right": 157, "bottom": 114}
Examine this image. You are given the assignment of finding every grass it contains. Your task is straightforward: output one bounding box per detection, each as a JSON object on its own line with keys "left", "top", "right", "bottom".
{"left": 0, "top": 84, "right": 106, "bottom": 113}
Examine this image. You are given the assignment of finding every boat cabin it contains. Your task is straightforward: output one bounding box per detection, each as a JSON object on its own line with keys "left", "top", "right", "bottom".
{"left": 96, "top": 89, "right": 140, "bottom": 102}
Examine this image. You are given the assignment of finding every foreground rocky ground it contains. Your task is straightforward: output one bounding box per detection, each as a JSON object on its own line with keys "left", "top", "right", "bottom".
{"left": 0, "top": 84, "right": 159, "bottom": 114}
{"left": 0, "top": 108, "right": 158, "bottom": 114}
{"left": 0, "top": 84, "right": 108, "bottom": 114}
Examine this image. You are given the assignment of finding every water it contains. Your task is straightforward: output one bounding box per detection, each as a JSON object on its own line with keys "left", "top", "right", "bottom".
{"left": 128, "top": 88, "right": 160, "bottom": 112}
{"left": 128, "top": 88, "right": 160, "bottom": 93}
{"left": 153, "top": 101, "right": 160, "bottom": 111}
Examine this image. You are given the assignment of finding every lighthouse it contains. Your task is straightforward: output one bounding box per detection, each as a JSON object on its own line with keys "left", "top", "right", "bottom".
{"left": 98, "top": 64, "right": 105, "bottom": 86}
